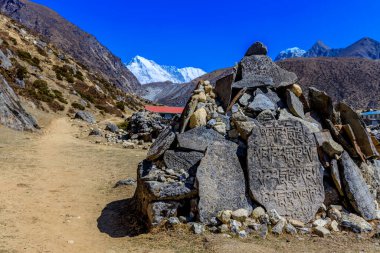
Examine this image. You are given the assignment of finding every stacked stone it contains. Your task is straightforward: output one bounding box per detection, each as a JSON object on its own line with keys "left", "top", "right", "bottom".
{"left": 124, "top": 111, "right": 170, "bottom": 143}
{"left": 133, "top": 42, "right": 380, "bottom": 238}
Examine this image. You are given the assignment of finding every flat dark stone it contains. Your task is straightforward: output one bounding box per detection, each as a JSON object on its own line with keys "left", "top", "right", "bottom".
{"left": 147, "top": 127, "right": 176, "bottom": 161}
{"left": 339, "top": 151, "right": 377, "bottom": 220}
{"left": 248, "top": 94, "right": 276, "bottom": 112}
{"left": 215, "top": 73, "right": 234, "bottom": 110}
{"left": 197, "top": 141, "right": 252, "bottom": 223}
{"left": 177, "top": 126, "right": 225, "bottom": 152}
{"left": 247, "top": 119, "right": 324, "bottom": 223}
{"left": 309, "top": 87, "right": 334, "bottom": 121}
{"left": 232, "top": 74, "right": 274, "bottom": 89}
{"left": 163, "top": 150, "right": 204, "bottom": 172}
{"left": 245, "top": 42, "right": 268, "bottom": 56}
{"left": 286, "top": 89, "right": 305, "bottom": 119}
{"left": 237, "top": 55, "right": 298, "bottom": 88}
{"left": 142, "top": 181, "right": 197, "bottom": 201}
{"left": 337, "top": 102, "right": 379, "bottom": 159}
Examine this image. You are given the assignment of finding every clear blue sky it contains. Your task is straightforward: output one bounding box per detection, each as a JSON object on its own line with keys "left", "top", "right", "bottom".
{"left": 32, "top": 0, "right": 380, "bottom": 72}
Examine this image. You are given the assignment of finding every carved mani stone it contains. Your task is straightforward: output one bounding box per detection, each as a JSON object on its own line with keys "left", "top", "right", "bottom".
{"left": 164, "top": 150, "right": 204, "bottom": 172}
{"left": 177, "top": 126, "right": 225, "bottom": 152}
{"left": 197, "top": 141, "right": 252, "bottom": 224}
{"left": 247, "top": 119, "right": 324, "bottom": 223}
{"left": 147, "top": 127, "right": 176, "bottom": 161}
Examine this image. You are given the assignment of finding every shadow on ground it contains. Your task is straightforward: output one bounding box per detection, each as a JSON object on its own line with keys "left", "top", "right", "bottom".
{"left": 97, "top": 198, "right": 148, "bottom": 238}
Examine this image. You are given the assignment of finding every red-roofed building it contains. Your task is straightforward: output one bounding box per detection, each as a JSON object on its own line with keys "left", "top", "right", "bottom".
{"left": 145, "top": 105, "right": 184, "bottom": 119}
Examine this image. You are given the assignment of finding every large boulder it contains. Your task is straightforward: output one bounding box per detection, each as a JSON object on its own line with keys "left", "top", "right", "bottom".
{"left": 177, "top": 126, "right": 225, "bottom": 152}
{"left": 235, "top": 55, "right": 298, "bottom": 88}
{"left": 245, "top": 41, "right": 268, "bottom": 56}
{"left": 147, "top": 127, "right": 176, "bottom": 161}
{"left": 247, "top": 119, "right": 325, "bottom": 223}
{"left": 197, "top": 141, "right": 252, "bottom": 223}
{"left": 74, "top": 111, "right": 96, "bottom": 124}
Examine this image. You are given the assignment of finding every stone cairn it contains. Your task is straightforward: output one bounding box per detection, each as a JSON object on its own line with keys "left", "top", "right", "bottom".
{"left": 133, "top": 42, "right": 380, "bottom": 238}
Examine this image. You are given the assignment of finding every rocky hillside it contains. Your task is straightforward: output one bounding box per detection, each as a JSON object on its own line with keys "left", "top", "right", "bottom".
{"left": 277, "top": 57, "right": 380, "bottom": 109}
{"left": 276, "top": 37, "right": 380, "bottom": 60}
{"left": 0, "top": 13, "right": 145, "bottom": 130}
{"left": 138, "top": 68, "right": 233, "bottom": 106}
{"left": 0, "top": 0, "right": 140, "bottom": 92}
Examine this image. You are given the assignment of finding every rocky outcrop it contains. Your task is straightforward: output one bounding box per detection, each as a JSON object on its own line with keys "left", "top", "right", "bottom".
{"left": 0, "top": 74, "right": 38, "bottom": 131}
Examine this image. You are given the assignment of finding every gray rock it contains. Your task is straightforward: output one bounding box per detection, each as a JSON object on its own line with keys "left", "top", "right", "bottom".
{"left": 0, "top": 49, "right": 12, "bottom": 70}
{"left": 141, "top": 181, "right": 197, "bottom": 201}
{"left": 163, "top": 150, "right": 203, "bottom": 173}
{"left": 268, "top": 209, "right": 282, "bottom": 224}
{"left": 360, "top": 160, "right": 380, "bottom": 201}
{"left": 113, "top": 178, "right": 136, "bottom": 188}
{"left": 239, "top": 93, "right": 253, "bottom": 107}
{"left": 286, "top": 89, "right": 305, "bottom": 119}
{"left": 248, "top": 94, "right": 276, "bottom": 112}
{"left": 340, "top": 213, "right": 372, "bottom": 233}
{"left": 339, "top": 152, "right": 377, "bottom": 220}
{"left": 285, "top": 223, "right": 297, "bottom": 235}
{"left": 236, "top": 55, "right": 298, "bottom": 88}
{"left": 256, "top": 110, "right": 276, "bottom": 123}
{"left": 272, "top": 219, "right": 286, "bottom": 235}
{"left": 192, "top": 223, "right": 205, "bottom": 235}
{"left": 168, "top": 217, "right": 180, "bottom": 225}
{"left": 197, "top": 141, "right": 252, "bottom": 223}
{"left": 330, "top": 159, "right": 344, "bottom": 196}
{"left": 0, "top": 75, "right": 38, "bottom": 131}
{"left": 309, "top": 87, "right": 334, "bottom": 121}
{"left": 75, "top": 111, "right": 96, "bottom": 124}
{"left": 147, "top": 201, "right": 180, "bottom": 227}
{"left": 238, "top": 230, "right": 248, "bottom": 238}
{"left": 229, "top": 219, "right": 242, "bottom": 234}
{"left": 258, "top": 224, "right": 269, "bottom": 239}
{"left": 247, "top": 120, "right": 324, "bottom": 223}
{"left": 89, "top": 128, "right": 102, "bottom": 136}
{"left": 251, "top": 207, "right": 266, "bottom": 220}
{"left": 279, "top": 109, "right": 321, "bottom": 134}
{"left": 105, "top": 122, "right": 119, "bottom": 133}
{"left": 232, "top": 74, "right": 274, "bottom": 89}
{"left": 177, "top": 126, "right": 225, "bottom": 152}
{"left": 245, "top": 42, "right": 268, "bottom": 56}
{"left": 313, "top": 226, "right": 331, "bottom": 237}
{"left": 255, "top": 88, "right": 284, "bottom": 108}
{"left": 147, "top": 127, "right": 176, "bottom": 161}
{"left": 337, "top": 102, "right": 379, "bottom": 158}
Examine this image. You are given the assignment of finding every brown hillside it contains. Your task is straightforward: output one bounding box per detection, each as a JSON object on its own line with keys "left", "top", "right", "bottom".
{"left": 277, "top": 57, "right": 380, "bottom": 109}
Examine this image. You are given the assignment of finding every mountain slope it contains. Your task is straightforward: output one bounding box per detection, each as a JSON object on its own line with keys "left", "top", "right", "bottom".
{"left": 126, "top": 55, "right": 206, "bottom": 84}
{"left": 277, "top": 57, "right": 380, "bottom": 109}
{"left": 0, "top": 0, "right": 140, "bottom": 92}
{"left": 0, "top": 13, "right": 145, "bottom": 131}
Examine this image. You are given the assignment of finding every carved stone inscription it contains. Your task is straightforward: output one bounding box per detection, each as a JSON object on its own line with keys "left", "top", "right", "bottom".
{"left": 248, "top": 120, "right": 324, "bottom": 223}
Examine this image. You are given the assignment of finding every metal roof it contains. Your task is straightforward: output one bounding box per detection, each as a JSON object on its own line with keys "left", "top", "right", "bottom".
{"left": 145, "top": 105, "right": 184, "bottom": 114}
{"left": 361, "top": 111, "right": 380, "bottom": 116}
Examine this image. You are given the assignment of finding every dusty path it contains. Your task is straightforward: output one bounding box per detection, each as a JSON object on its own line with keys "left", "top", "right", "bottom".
{"left": 0, "top": 118, "right": 148, "bottom": 252}
{"left": 1, "top": 117, "right": 380, "bottom": 253}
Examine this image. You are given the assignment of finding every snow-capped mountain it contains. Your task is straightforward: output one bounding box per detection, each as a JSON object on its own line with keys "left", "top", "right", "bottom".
{"left": 275, "top": 47, "right": 306, "bottom": 61}
{"left": 126, "top": 56, "right": 206, "bottom": 84}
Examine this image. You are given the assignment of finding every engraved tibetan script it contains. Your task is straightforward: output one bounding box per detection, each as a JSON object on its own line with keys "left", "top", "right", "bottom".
{"left": 248, "top": 120, "right": 324, "bottom": 223}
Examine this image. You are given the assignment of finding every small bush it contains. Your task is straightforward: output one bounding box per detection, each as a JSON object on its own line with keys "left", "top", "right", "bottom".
{"left": 71, "top": 102, "right": 85, "bottom": 110}
{"left": 116, "top": 101, "right": 125, "bottom": 111}
{"left": 117, "top": 121, "right": 128, "bottom": 130}
{"left": 17, "top": 50, "right": 41, "bottom": 70}
{"left": 16, "top": 66, "right": 28, "bottom": 80}
{"left": 9, "top": 37, "right": 17, "bottom": 45}
{"left": 48, "top": 100, "right": 65, "bottom": 112}
{"left": 52, "top": 89, "right": 68, "bottom": 104}
{"left": 36, "top": 46, "right": 48, "bottom": 57}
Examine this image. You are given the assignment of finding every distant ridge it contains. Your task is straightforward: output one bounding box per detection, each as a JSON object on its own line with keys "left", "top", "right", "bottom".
{"left": 276, "top": 37, "right": 380, "bottom": 61}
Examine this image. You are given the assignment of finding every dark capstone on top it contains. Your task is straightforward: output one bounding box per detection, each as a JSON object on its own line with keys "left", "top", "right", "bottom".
{"left": 245, "top": 42, "right": 268, "bottom": 56}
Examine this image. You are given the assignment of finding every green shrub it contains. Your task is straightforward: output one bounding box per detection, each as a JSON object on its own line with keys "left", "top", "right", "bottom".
{"left": 31, "top": 79, "right": 55, "bottom": 102}
{"left": 36, "top": 46, "right": 48, "bottom": 57}
{"left": 48, "top": 100, "right": 65, "bottom": 112}
{"left": 117, "top": 121, "right": 129, "bottom": 130}
{"left": 116, "top": 101, "right": 125, "bottom": 111}
{"left": 17, "top": 50, "right": 41, "bottom": 70}
{"left": 52, "top": 89, "right": 68, "bottom": 104}
{"left": 71, "top": 102, "right": 85, "bottom": 110}
{"left": 16, "top": 66, "right": 28, "bottom": 80}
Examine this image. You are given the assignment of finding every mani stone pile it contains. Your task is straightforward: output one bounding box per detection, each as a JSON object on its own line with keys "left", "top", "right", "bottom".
{"left": 133, "top": 42, "right": 380, "bottom": 238}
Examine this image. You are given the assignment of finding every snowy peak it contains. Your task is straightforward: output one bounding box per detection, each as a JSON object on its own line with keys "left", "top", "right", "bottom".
{"left": 126, "top": 56, "right": 206, "bottom": 84}
{"left": 275, "top": 47, "right": 306, "bottom": 61}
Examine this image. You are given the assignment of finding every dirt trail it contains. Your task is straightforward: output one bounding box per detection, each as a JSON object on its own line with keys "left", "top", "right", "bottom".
{"left": 0, "top": 117, "right": 148, "bottom": 252}
{"left": 1, "top": 117, "right": 380, "bottom": 253}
